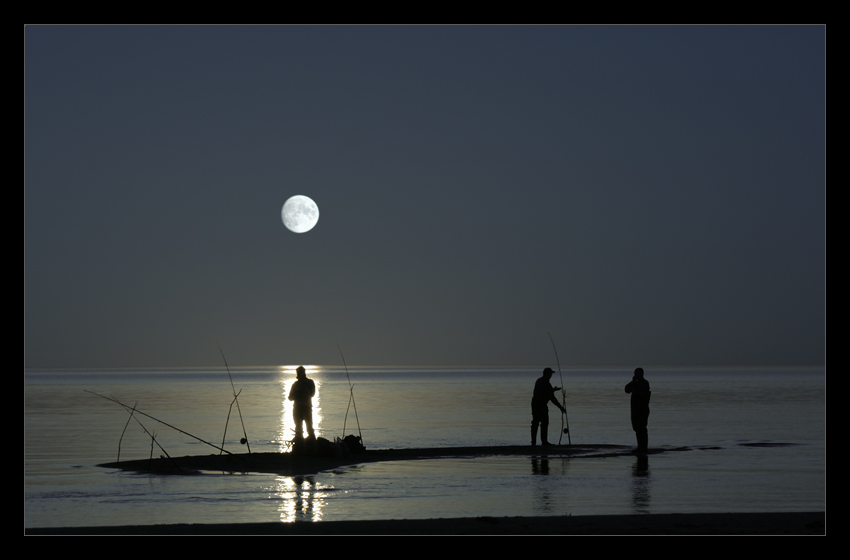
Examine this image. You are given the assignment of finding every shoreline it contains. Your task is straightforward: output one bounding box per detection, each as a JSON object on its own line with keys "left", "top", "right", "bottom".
{"left": 27, "top": 512, "right": 825, "bottom": 535}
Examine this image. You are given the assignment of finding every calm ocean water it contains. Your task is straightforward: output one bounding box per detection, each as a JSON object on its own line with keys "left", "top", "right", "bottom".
{"left": 24, "top": 366, "right": 824, "bottom": 528}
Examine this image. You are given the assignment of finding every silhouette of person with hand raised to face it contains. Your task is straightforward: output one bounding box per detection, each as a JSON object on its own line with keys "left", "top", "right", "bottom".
{"left": 625, "top": 367, "right": 651, "bottom": 453}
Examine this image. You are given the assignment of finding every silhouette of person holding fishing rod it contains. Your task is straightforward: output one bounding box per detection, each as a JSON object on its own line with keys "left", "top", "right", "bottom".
{"left": 289, "top": 366, "right": 316, "bottom": 442}
{"left": 625, "top": 367, "right": 651, "bottom": 453}
{"left": 531, "top": 367, "right": 566, "bottom": 446}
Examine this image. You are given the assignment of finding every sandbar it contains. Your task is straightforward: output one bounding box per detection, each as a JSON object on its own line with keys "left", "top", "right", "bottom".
{"left": 96, "top": 444, "right": 690, "bottom": 476}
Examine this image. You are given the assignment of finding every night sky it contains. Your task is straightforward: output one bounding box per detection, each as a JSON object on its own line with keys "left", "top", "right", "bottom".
{"left": 25, "top": 26, "right": 825, "bottom": 368}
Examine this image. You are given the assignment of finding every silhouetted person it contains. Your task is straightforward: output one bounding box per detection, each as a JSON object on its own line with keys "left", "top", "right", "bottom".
{"left": 625, "top": 367, "right": 651, "bottom": 452}
{"left": 531, "top": 367, "right": 566, "bottom": 446}
{"left": 289, "top": 366, "right": 316, "bottom": 441}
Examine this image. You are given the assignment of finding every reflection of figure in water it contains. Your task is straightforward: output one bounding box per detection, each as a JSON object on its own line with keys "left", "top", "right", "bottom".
{"left": 289, "top": 366, "right": 316, "bottom": 441}
{"left": 531, "top": 367, "right": 566, "bottom": 446}
{"left": 291, "top": 475, "right": 317, "bottom": 520}
{"left": 625, "top": 367, "right": 651, "bottom": 452}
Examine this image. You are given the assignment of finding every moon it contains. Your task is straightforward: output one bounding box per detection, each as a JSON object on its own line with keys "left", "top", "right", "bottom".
{"left": 281, "top": 195, "right": 319, "bottom": 233}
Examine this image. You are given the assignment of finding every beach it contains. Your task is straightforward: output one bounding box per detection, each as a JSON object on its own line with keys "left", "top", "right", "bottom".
{"left": 27, "top": 512, "right": 825, "bottom": 535}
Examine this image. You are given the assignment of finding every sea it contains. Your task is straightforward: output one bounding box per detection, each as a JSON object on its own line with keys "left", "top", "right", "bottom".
{"left": 24, "top": 366, "right": 825, "bottom": 529}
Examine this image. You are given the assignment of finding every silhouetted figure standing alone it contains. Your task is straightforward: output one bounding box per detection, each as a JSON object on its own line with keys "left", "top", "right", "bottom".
{"left": 531, "top": 367, "right": 566, "bottom": 446}
{"left": 289, "top": 366, "right": 316, "bottom": 441}
{"left": 625, "top": 367, "right": 651, "bottom": 452}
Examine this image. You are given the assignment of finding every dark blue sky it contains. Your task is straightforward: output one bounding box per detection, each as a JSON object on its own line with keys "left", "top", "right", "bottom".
{"left": 25, "top": 26, "right": 824, "bottom": 368}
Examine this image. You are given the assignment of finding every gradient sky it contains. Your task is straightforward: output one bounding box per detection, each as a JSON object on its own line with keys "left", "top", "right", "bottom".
{"left": 24, "top": 25, "right": 825, "bottom": 368}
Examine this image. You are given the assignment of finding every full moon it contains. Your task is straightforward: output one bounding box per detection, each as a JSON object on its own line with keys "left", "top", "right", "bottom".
{"left": 281, "top": 195, "right": 319, "bottom": 233}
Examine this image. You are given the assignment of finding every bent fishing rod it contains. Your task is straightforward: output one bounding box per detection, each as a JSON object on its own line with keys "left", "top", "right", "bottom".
{"left": 548, "top": 332, "right": 571, "bottom": 445}
{"left": 117, "top": 401, "right": 183, "bottom": 471}
{"left": 216, "top": 339, "right": 251, "bottom": 453}
{"left": 337, "top": 341, "right": 363, "bottom": 447}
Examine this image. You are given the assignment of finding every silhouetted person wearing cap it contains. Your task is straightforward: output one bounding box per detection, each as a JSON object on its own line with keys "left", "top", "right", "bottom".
{"left": 625, "top": 367, "right": 651, "bottom": 452}
{"left": 289, "top": 366, "right": 316, "bottom": 441}
{"left": 531, "top": 367, "right": 566, "bottom": 446}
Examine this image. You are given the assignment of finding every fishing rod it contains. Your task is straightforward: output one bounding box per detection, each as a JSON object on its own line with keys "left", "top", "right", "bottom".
{"left": 216, "top": 339, "right": 251, "bottom": 453}
{"left": 548, "top": 332, "right": 571, "bottom": 445}
{"left": 128, "top": 413, "right": 182, "bottom": 472}
{"left": 86, "top": 390, "right": 233, "bottom": 455}
{"left": 100, "top": 394, "right": 182, "bottom": 471}
{"left": 220, "top": 388, "right": 242, "bottom": 455}
{"left": 117, "top": 401, "right": 138, "bottom": 463}
{"left": 336, "top": 341, "right": 363, "bottom": 447}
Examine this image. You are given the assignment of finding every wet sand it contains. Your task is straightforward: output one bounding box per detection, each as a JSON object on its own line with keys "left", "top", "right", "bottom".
{"left": 27, "top": 512, "right": 825, "bottom": 535}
